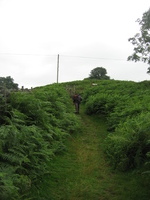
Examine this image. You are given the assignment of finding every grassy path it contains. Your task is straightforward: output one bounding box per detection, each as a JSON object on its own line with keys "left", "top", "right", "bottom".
{"left": 32, "top": 110, "right": 150, "bottom": 200}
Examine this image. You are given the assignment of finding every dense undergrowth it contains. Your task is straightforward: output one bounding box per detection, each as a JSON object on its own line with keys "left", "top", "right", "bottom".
{"left": 82, "top": 79, "right": 150, "bottom": 173}
{"left": 0, "top": 84, "right": 80, "bottom": 200}
{"left": 1, "top": 79, "right": 150, "bottom": 199}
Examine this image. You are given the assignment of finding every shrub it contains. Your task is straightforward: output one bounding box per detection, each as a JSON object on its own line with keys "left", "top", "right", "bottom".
{"left": 104, "top": 112, "right": 150, "bottom": 171}
{"left": 83, "top": 80, "right": 150, "bottom": 172}
{"left": 0, "top": 83, "right": 81, "bottom": 199}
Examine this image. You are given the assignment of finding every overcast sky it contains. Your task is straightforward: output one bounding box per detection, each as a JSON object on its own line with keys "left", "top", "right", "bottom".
{"left": 0, "top": 0, "right": 150, "bottom": 88}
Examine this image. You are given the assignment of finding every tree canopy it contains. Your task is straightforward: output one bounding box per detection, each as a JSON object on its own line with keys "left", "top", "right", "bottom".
{"left": 0, "top": 76, "right": 18, "bottom": 90}
{"left": 128, "top": 8, "right": 150, "bottom": 73}
{"left": 88, "top": 67, "right": 110, "bottom": 80}
{"left": 0, "top": 76, "right": 18, "bottom": 124}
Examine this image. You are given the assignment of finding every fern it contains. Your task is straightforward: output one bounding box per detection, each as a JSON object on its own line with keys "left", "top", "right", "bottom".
{"left": 0, "top": 164, "right": 20, "bottom": 200}
{"left": 0, "top": 83, "right": 81, "bottom": 199}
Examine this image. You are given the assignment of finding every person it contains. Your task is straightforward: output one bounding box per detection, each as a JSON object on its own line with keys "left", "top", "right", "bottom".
{"left": 72, "top": 94, "right": 82, "bottom": 114}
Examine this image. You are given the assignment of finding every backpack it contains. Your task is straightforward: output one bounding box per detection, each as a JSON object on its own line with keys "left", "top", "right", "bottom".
{"left": 73, "top": 94, "right": 82, "bottom": 103}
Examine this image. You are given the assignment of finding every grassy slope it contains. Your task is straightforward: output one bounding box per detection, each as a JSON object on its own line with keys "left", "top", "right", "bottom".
{"left": 31, "top": 106, "right": 150, "bottom": 200}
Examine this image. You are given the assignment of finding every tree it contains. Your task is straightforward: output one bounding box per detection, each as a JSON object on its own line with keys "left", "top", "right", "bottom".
{"left": 0, "top": 76, "right": 18, "bottom": 124}
{"left": 88, "top": 67, "right": 110, "bottom": 80}
{"left": 128, "top": 8, "right": 150, "bottom": 73}
{"left": 0, "top": 76, "right": 18, "bottom": 90}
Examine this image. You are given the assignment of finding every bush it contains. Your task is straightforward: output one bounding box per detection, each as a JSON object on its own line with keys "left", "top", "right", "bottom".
{"left": 85, "top": 93, "right": 119, "bottom": 115}
{"left": 104, "top": 112, "right": 150, "bottom": 171}
{"left": 83, "top": 80, "right": 150, "bottom": 172}
{"left": 0, "top": 83, "right": 81, "bottom": 199}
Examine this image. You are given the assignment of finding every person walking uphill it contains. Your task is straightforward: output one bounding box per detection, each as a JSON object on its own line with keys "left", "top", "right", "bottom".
{"left": 72, "top": 94, "right": 82, "bottom": 114}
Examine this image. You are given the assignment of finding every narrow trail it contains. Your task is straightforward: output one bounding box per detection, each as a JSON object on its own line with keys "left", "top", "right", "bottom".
{"left": 44, "top": 111, "right": 118, "bottom": 200}
{"left": 36, "top": 109, "right": 150, "bottom": 200}
{"left": 67, "top": 112, "right": 116, "bottom": 199}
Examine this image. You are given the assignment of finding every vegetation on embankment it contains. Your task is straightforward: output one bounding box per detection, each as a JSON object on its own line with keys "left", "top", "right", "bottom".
{"left": 0, "top": 79, "right": 150, "bottom": 199}
{"left": 30, "top": 109, "right": 150, "bottom": 200}
{"left": 0, "top": 84, "right": 81, "bottom": 200}
{"left": 82, "top": 80, "right": 150, "bottom": 173}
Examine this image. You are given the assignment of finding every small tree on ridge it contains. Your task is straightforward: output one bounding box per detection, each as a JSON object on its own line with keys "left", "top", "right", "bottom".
{"left": 89, "top": 67, "right": 110, "bottom": 80}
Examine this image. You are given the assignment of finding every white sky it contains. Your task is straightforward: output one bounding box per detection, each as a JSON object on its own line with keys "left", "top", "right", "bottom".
{"left": 0, "top": 0, "right": 150, "bottom": 88}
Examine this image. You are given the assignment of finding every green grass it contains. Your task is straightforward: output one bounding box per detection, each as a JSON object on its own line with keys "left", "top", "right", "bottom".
{"left": 30, "top": 107, "right": 150, "bottom": 200}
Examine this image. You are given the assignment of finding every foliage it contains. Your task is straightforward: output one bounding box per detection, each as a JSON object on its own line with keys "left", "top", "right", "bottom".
{"left": 0, "top": 76, "right": 18, "bottom": 125}
{"left": 0, "top": 92, "right": 11, "bottom": 125}
{"left": 88, "top": 67, "right": 110, "bottom": 80}
{"left": 83, "top": 80, "right": 150, "bottom": 172}
{"left": 1, "top": 78, "right": 150, "bottom": 198}
{"left": 0, "top": 76, "right": 18, "bottom": 90}
{"left": 0, "top": 83, "right": 81, "bottom": 199}
{"left": 105, "top": 112, "right": 150, "bottom": 171}
{"left": 128, "top": 8, "right": 150, "bottom": 68}
{"left": 29, "top": 104, "right": 150, "bottom": 200}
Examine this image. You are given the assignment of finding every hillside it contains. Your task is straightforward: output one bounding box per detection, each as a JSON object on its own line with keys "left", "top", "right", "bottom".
{"left": 32, "top": 109, "right": 150, "bottom": 200}
{"left": 0, "top": 79, "right": 150, "bottom": 199}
